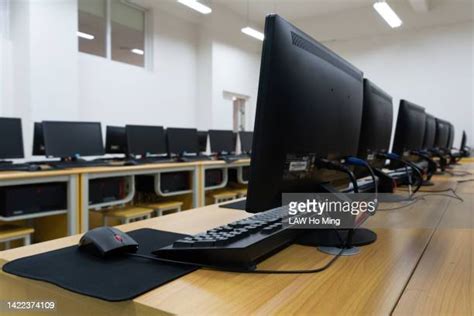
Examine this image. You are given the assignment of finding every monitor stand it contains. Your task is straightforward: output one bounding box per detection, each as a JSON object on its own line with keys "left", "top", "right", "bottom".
{"left": 294, "top": 183, "right": 377, "bottom": 256}
{"left": 297, "top": 228, "right": 377, "bottom": 256}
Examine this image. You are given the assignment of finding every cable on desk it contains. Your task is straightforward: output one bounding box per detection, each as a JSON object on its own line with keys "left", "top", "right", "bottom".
{"left": 378, "top": 190, "right": 464, "bottom": 211}
{"left": 127, "top": 247, "right": 344, "bottom": 274}
{"left": 446, "top": 170, "right": 472, "bottom": 177}
{"left": 127, "top": 227, "right": 348, "bottom": 275}
{"left": 377, "top": 198, "right": 420, "bottom": 211}
{"left": 458, "top": 178, "right": 474, "bottom": 184}
{"left": 417, "top": 191, "right": 464, "bottom": 202}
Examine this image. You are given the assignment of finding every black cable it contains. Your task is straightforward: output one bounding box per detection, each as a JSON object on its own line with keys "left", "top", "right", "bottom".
{"left": 377, "top": 198, "right": 420, "bottom": 211}
{"left": 458, "top": 179, "right": 474, "bottom": 183}
{"left": 417, "top": 191, "right": 464, "bottom": 202}
{"left": 127, "top": 246, "right": 345, "bottom": 274}
{"left": 447, "top": 170, "right": 472, "bottom": 177}
{"left": 378, "top": 189, "right": 464, "bottom": 211}
{"left": 397, "top": 187, "right": 463, "bottom": 201}
{"left": 315, "top": 159, "right": 359, "bottom": 193}
{"left": 377, "top": 153, "right": 423, "bottom": 195}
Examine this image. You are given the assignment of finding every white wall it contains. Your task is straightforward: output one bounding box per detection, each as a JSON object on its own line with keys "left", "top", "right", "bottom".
{"left": 211, "top": 42, "right": 260, "bottom": 131}
{"left": 5, "top": 0, "right": 471, "bottom": 158}
{"left": 323, "top": 21, "right": 473, "bottom": 147}
{"left": 6, "top": 0, "right": 78, "bottom": 157}
{"left": 197, "top": 3, "right": 262, "bottom": 131}
{"left": 79, "top": 8, "right": 198, "bottom": 129}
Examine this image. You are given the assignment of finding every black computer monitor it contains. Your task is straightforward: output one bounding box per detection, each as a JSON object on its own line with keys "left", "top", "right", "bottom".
{"left": 126, "top": 125, "right": 167, "bottom": 156}
{"left": 446, "top": 122, "right": 454, "bottom": 150}
{"left": 105, "top": 126, "right": 126, "bottom": 154}
{"left": 239, "top": 131, "right": 253, "bottom": 154}
{"left": 357, "top": 79, "right": 393, "bottom": 168}
{"left": 392, "top": 100, "right": 426, "bottom": 155}
{"left": 32, "top": 122, "right": 45, "bottom": 156}
{"left": 422, "top": 114, "right": 436, "bottom": 150}
{"left": 434, "top": 118, "right": 449, "bottom": 149}
{"left": 209, "top": 130, "right": 235, "bottom": 154}
{"left": 0, "top": 117, "right": 24, "bottom": 160}
{"left": 166, "top": 128, "right": 199, "bottom": 155}
{"left": 197, "top": 131, "right": 208, "bottom": 152}
{"left": 460, "top": 130, "right": 466, "bottom": 150}
{"left": 42, "top": 121, "right": 104, "bottom": 158}
{"left": 246, "top": 15, "right": 364, "bottom": 213}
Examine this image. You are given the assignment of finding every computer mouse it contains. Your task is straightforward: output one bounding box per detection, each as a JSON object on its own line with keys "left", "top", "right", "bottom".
{"left": 124, "top": 160, "right": 138, "bottom": 166}
{"left": 27, "top": 164, "right": 42, "bottom": 172}
{"left": 79, "top": 227, "right": 138, "bottom": 257}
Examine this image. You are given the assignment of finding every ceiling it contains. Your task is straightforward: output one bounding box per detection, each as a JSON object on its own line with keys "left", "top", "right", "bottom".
{"left": 214, "top": 0, "right": 374, "bottom": 23}
{"left": 132, "top": 0, "right": 473, "bottom": 38}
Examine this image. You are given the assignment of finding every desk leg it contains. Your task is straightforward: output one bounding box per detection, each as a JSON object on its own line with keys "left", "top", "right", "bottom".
{"left": 80, "top": 174, "right": 90, "bottom": 233}
{"left": 192, "top": 166, "right": 199, "bottom": 208}
{"left": 67, "top": 175, "right": 78, "bottom": 235}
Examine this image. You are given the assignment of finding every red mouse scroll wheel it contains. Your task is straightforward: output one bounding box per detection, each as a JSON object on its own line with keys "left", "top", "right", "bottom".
{"left": 114, "top": 234, "right": 123, "bottom": 242}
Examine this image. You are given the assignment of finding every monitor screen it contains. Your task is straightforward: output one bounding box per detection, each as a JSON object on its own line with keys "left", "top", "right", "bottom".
{"left": 357, "top": 79, "right": 393, "bottom": 161}
{"left": 0, "top": 117, "right": 24, "bottom": 160}
{"left": 126, "top": 125, "right": 167, "bottom": 156}
{"left": 42, "top": 121, "right": 104, "bottom": 158}
{"left": 422, "top": 114, "right": 436, "bottom": 150}
{"left": 197, "top": 131, "right": 208, "bottom": 152}
{"left": 246, "top": 15, "right": 364, "bottom": 213}
{"left": 209, "top": 130, "right": 235, "bottom": 154}
{"left": 434, "top": 119, "right": 449, "bottom": 149}
{"left": 105, "top": 126, "right": 126, "bottom": 154}
{"left": 239, "top": 131, "right": 253, "bottom": 153}
{"left": 167, "top": 128, "right": 199, "bottom": 155}
{"left": 392, "top": 100, "right": 426, "bottom": 155}
{"left": 32, "top": 122, "right": 45, "bottom": 156}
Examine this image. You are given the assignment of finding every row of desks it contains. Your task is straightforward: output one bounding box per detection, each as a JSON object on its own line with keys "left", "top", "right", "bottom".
{"left": 0, "top": 162, "right": 472, "bottom": 315}
{"left": 0, "top": 159, "right": 251, "bottom": 235}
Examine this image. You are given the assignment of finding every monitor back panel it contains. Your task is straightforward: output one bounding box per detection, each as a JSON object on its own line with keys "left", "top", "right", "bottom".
{"left": 392, "top": 100, "right": 426, "bottom": 155}
{"left": 357, "top": 79, "right": 393, "bottom": 163}
{"left": 105, "top": 126, "right": 127, "bottom": 154}
{"left": 246, "top": 15, "right": 364, "bottom": 213}
{"left": 422, "top": 114, "right": 436, "bottom": 150}
{"left": 0, "top": 117, "right": 24, "bottom": 159}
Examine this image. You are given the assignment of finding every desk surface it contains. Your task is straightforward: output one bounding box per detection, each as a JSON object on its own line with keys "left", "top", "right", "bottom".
{"left": 0, "top": 164, "right": 472, "bottom": 315}
{"left": 0, "top": 159, "right": 251, "bottom": 181}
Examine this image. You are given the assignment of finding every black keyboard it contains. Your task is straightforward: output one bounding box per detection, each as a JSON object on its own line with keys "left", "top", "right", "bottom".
{"left": 132, "top": 157, "right": 176, "bottom": 164}
{"left": 218, "top": 154, "right": 250, "bottom": 163}
{"left": 179, "top": 156, "right": 213, "bottom": 162}
{"left": 48, "top": 160, "right": 112, "bottom": 169}
{"left": 0, "top": 164, "right": 38, "bottom": 172}
{"left": 153, "top": 207, "right": 300, "bottom": 270}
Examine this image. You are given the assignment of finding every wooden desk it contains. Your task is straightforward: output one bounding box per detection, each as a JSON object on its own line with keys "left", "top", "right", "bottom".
{"left": 393, "top": 166, "right": 474, "bottom": 316}
{"left": 0, "top": 159, "right": 251, "bottom": 234}
{"left": 0, "top": 165, "right": 470, "bottom": 315}
{"left": 0, "top": 170, "right": 80, "bottom": 237}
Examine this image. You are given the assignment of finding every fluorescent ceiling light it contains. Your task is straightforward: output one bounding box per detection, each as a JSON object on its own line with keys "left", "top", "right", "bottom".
{"left": 77, "top": 31, "right": 94, "bottom": 40}
{"left": 177, "top": 0, "right": 212, "bottom": 14}
{"left": 131, "top": 48, "right": 144, "bottom": 55}
{"left": 373, "top": 1, "right": 402, "bottom": 28}
{"left": 241, "top": 27, "right": 264, "bottom": 41}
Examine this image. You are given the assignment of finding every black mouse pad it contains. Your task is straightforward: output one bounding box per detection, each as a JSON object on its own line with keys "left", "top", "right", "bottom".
{"left": 2, "top": 229, "right": 198, "bottom": 302}
{"left": 219, "top": 199, "right": 247, "bottom": 210}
